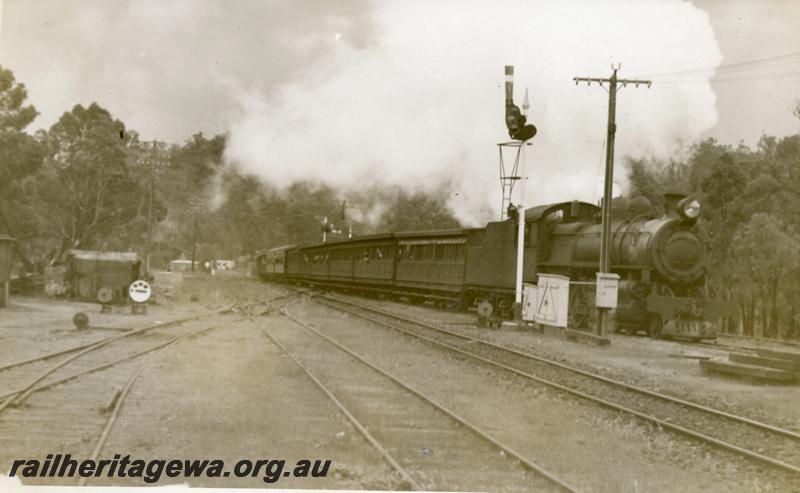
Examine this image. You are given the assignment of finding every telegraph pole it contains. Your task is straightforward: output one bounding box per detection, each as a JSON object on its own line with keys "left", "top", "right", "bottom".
{"left": 573, "top": 65, "right": 651, "bottom": 337}
{"left": 144, "top": 140, "right": 157, "bottom": 277}
{"left": 188, "top": 197, "right": 202, "bottom": 273}
{"left": 191, "top": 213, "right": 198, "bottom": 272}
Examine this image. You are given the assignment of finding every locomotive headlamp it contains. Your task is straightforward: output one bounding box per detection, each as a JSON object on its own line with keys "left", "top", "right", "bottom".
{"left": 677, "top": 197, "right": 702, "bottom": 220}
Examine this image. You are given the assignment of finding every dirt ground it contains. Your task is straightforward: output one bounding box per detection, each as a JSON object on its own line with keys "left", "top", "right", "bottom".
{"left": 1, "top": 274, "right": 798, "bottom": 491}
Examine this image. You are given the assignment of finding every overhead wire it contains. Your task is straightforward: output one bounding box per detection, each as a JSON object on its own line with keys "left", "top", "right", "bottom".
{"left": 655, "top": 71, "right": 800, "bottom": 84}
{"left": 629, "top": 51, "right": 800, "bottom": 85}
{"left": 633, "top": 51, "right": 800, "bottom": 79}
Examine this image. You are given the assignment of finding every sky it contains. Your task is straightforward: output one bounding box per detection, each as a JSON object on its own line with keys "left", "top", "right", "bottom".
{"left": 0, "top": 0, "right": 798, "bottom": 224}
{"left": 694, "top": 0, "right": 800, "bottom": 144}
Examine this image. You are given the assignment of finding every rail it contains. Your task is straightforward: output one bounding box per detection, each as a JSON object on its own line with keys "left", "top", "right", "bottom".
{"left": 316, "top": 293, "right": 800, "bottom": 477}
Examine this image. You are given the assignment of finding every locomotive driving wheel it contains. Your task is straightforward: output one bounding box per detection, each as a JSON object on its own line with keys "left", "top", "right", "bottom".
{"left": 647, "top": 315, "right": 663, "bottom": 339}
{"left": 568, "top": 285, "right": 596, "bottom": 331}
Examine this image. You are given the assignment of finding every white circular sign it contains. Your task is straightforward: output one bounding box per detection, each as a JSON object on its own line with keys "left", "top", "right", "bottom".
{"left": 129, "top": 280, "right": 151, "bottom": 303}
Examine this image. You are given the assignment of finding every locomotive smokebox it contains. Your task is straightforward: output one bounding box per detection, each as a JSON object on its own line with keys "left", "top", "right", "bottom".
{"left": 651, "top": 221, "right": 707, "bottom": 283}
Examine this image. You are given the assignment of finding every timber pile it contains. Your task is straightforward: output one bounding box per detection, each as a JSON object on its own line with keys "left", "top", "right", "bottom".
{"left": 700, "top": 347, "right": 800, "bottom": 383}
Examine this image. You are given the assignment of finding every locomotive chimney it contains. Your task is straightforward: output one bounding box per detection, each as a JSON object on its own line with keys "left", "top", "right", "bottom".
{"left": 663, "top": 192, "right": 687, "bottom": 216}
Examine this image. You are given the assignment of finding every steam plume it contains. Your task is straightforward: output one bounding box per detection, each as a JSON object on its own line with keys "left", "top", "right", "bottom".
{"left": 224, "top": 1, "right": 721, "bottom": 225}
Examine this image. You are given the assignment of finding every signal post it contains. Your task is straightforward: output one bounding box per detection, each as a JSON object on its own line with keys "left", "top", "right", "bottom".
{"left": 502, "top": 65, "right": 537, "bottom": 323}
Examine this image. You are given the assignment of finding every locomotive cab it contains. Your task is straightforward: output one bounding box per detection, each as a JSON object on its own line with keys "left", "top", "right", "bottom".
{"left": 462, "top": 201, "right": 600, "bottom": 325}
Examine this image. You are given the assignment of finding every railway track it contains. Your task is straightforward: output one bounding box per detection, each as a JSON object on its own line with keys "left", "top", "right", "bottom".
{"left": 314, "top": 293, "right": 800, "bottom": 481}
{"left": 70, "top": 294, "right": 306, "bottom": 486}
{"left": 0, "top": 304, "right": 234, "bottom": 374}
{"left": 79, "top": 365, "right": 147, "bottom": 486}
{"left": 1, "top": 292, "right": 305, "bottom": 486}
{"left": 240, "top": 302, "right": 578, "bottom": 492}
{"left": 0, "top": 291, "right": 299, "bottom": 373}
{"left": 0, "top": 293, "right": 300, "bottom": 414}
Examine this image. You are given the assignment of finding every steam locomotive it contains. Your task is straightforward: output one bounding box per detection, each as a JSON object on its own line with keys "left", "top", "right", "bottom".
{"left": 255, "top": 193, "right": 732, "bottom": 340}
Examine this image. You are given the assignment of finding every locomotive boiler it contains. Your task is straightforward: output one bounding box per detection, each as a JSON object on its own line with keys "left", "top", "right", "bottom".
{"left": 534, "top": 194, "right": 732, "bottom": 338}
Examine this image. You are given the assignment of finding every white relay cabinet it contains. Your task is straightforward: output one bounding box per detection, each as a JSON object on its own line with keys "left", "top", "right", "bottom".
{"left": 522, "top": 274, "right": 570, "bottom": 328}
{"left": 595, "top": 272, "right": 620, "bottom": 309}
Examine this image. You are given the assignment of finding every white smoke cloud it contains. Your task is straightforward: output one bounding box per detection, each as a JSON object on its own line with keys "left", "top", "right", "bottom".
{"left": 224, "top": 0, "right": 721, "bottom": 225}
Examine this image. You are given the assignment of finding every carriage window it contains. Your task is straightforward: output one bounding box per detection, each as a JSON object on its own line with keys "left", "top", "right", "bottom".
{"left": 302, "top": 254, "right": 309, "bottom": 263}
{"left": 435, "top": 244, "right": 445, "bottom": 260}
{"left": 376, "top": 247, "right": 384, "bottom": 259}
{"left": 524, "top": 222, "right": 533, "bottom": 246}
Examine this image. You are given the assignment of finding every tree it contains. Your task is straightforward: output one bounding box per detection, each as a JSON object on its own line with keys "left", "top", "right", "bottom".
{"left": 0, "top": 65, "right": 43, "bottom": 189}
{"left": 281, "top": 182, "right": 340, "bottom": 245}
{"left": 35, "top": 103, "right": 145, "bottom": 256}
{"left": 0, "top": 66, "right": 45, "bottom": 271}
{"left": 210, "top": 172, "right": 284, "bottom": 256}
{"left": 168, "top": 133, "right": 226, "bottom": 194}
{"left": 729, "top": 213, "right": 800, "bottom": 338}
{"left": 379, "top": 188, "right": 461, "bottom": 232}
{"left": 153, "top": 133, "right": 228, "bottom": 264}
{"left": 624, "top": 157, "right": 662, "bottom": 206}
{"left": 0, "top": 67, "right": 37, "bottom": 131}
{"left": 686, "top": 138, "right": 729, "bottom": 189}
